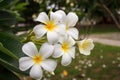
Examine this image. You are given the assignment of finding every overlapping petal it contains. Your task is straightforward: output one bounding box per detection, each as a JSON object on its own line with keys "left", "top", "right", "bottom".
{"left": 22, "top": 42, "right": 38, "bottom": 57}
{"left": 54, "top": 24, "right": 66, "bottom": 35}
{"left": 47, "top": 31, "right": 59, "bottom": 43}
{"left": 79, "top": 49, "right": 90, "bottom": 55}
{"left": 66, "top": 12, "right": 78, "bottom": 27}
{"left": 40, "top": 59, "right": 57, "bottom": 72}
{"left": 19, "top": 57, "right": 34, "bottom": 71}
{"left": 61, "top": 54, "right": 72, "bottom": 66}
{"left": 33, "top": 24, "right": 47, "bottom": 39}
{"left": 59, "top": 35, "right": 75, "bottom": 46}
{"left": 39, "top": 43, "right": 54, "bottom": 59}
{"left": 53, "top": 44, "right": 63, "bottom": 58}
{"left": 50, "top": 12, "right": 62, "bottom": 24}
{"left": 30, "top": 65, "right": 43, "bottom": 79}
{"left": 68, "top": 47, "right": 75, "bottom": 59}
{"left": 67, "top": 28, "right": 79, "bottom": 40}
{"left": 87, "top": 39, "right": 94, "bottom": 50}
{"left": 54, "top": 10, "right": 66, "bottom": 22}
{"left": 58, "top": 34, "right": 67, "bottom": 43}
{"left": 67, "top": 36, "right": 75, "bottom": 46}
{"left": 35, "top": 12, "right": 49, "bottom": 24}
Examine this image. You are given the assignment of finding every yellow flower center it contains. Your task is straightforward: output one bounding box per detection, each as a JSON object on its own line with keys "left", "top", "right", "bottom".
{"left": 79, "top": 40, "right": 90, "bottom": 50}
{"left": 33, "top": 54, "right": 42, "bottom": 64}
{"left": 66, "top": 24, "right": 69, "bottom": 31}
{"left": 62, "top": 42, "right": 69, "bottom": 53}
{"left": 66, "top": 26, "right": 69, "bottom": 31}
{"left": 45, "top": 21, "right": 56, "bottom": 31}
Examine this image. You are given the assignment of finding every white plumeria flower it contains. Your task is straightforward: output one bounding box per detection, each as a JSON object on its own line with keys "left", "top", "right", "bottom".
{"left": 77, "top": 39, "right": 94, "bottom": 55}
{"left": 53, "top": 36, "right": 75, "bottom": 66}
{"left": 55, "top": 10, "right": 79, "bottom": 40}
{"left": 33, "top": 11, "right": 66, "bottom": 44}
{"left": 19, "top": 42, "right": 57, "bottom": 80}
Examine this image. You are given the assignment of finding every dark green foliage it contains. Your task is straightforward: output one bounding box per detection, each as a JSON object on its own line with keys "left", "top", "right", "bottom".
{"left": 0, "top": 10, "right": 16, "bottom": 26}
{"left": 0, "top": 0, "right": 27, "bottom": 32}
{"left": 0, "top": 65, "right": 19, "bottom": 80}
{"left": 0, "top": 32, "right": 29, "bottom": 77}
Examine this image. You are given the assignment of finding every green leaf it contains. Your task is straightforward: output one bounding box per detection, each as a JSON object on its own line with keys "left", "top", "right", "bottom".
{"left": 0, "top": 32, "right": 29, "bottom": 75}
{"left": 0, "top": 0, "right": 13, "bottom": 9}
{"left": 0, "top": 64, "right": 19, "bottom": 80}
{"left": 0, "top": 10, "right": 16, "bottom": 26}
{"left": 0, "top": 43, "right": 18, "bottom": 60}
{"left": 15, "top": 2, "right": 28, "bottom": 11}
{"left": 0, "top": 54, "right": 28, "bottom": 75}
{"left": 0, "top": 32, "right": 25, "bottom": 57}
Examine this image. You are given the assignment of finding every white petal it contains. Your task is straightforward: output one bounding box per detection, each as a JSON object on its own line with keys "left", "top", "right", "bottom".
{"left": 58, "top": 34, "right": 67, "bottom": 44}
{"left": 47, "top": 31, "right": 59, "bottom": 43}
{"left": 78, "top": 39, "right": 94, "bottom": 55}
{"left": 66, "top": 12, "right": 78, "bottom": 27}
{"left": 58, "top": 34, "right": 67, "bottom": 43}
{"left": 39, "top": 43, "right": 54, "bottom": 59}
{"left": 50, "top": 12, "right": 62, "bottom": 24}
{"left": 35, "top": 12, "right": 49, "bottom": 24}
{"left": 87, "top": 39, "right": 94, "bottom": 50}
{"left": 53, "top": 44, "right": 63, "bottom": 58}
{"left": 19, "top": 57, "right": 34, "bottom": 71}
{"left": 67, "top": 36, "right": 75, "bottom": 46}
{"left": 30, "top": 65, "right": 43, "bottom": 79}
{"left": 79, "top": 49, "right": 91, "bottom": 55}
{"left": 55, "top": 24, "right": 66, "bottom": 35}
{"left": 79, "top": 39, "right": 94, "bottom": 51}
{"left": 91, "top": 43, "right": 94, "bottom": 50}
{"left": 55, "top": 10, "right": 66, "bottom": 22}
{"left": 68, "top": 47, "right": 75, "bottom": 59}
{"left": 59, "top": 35, "right": 75, "bottom": 46}
{"left": 22, "top": 42, "right": 38, "bottom": 57}
{"left": 67, "top": 28, "right": 79, "bottom": 39}
{"left": 61, "top": 54, "right": 72, "bottom": 66}
{"left": 33, "top": 24, "right": 47, "bottom": 39}
{"left": 41, "top": 59, "right": 57, "bottom": 72}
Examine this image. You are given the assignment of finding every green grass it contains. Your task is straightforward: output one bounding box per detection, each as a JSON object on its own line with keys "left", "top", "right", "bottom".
{"left": 43, "top": 43, "right": 120, "bottom": 80}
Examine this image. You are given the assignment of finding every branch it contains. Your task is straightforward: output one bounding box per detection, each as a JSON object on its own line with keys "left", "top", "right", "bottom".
{"left": 99, "top": 0, "right": 120, "bottom": 30}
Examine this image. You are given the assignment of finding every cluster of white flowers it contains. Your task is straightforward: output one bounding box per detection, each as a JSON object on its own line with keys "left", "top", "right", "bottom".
{"left": 19, "top": 10, "right": 94, "bottom": 80}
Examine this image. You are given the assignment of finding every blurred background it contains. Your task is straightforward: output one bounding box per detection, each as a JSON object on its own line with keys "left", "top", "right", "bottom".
{"left": 0, "top": 0, "right": 120, "bottom": 80}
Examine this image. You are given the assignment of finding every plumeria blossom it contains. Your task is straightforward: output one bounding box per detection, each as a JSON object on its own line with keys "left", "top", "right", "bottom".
{"left": 33, "top": 11, "right": 66, "bottom": 44}
{"left": 19, "top": 42, "right": 57, "bottom": 80}
{"left": 53, "top": 36, "right": 75, "bottom": 66}
{"left": 19, "top": 10, "right": 95, "bottom": 79}
{"left": 77, "top": 39, "right": 94, "bottom": 55}
{"left": 55, "top": 10, "right": 79, "bottom": 40}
